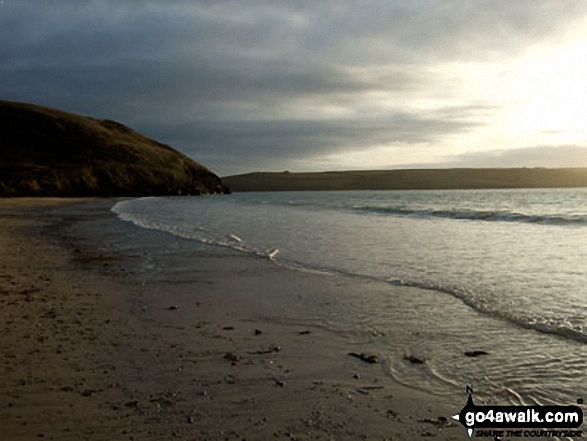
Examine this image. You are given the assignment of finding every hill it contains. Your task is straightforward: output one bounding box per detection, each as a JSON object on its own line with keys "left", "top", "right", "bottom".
{"left": 0, "top": 100, "right": 228, "bottom": 197}
{"left": 223, "top": 168, "right": 587, "bottom": 192}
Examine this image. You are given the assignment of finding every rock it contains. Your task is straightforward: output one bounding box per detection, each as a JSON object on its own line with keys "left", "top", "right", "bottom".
{"left": 275, "top": 380, "right": 286, "bottom": 387}
{"left": 254, "top": 329, "right": 262, "bottom": 335}
{"left": 348, "top": 352, "right": 378, "bottom": 364}
{"left": 80, "top": 389, "right": 97, "bottom": 397}
{"left": 224, "top": 352, "right": 240, "bottom": 362}
{"left": 248, "top": 345, "right": 281, "bottom": 355}
{"left": 404, "top": 354, "right": 425, "bottom": 364}
{"left": 298, "top": 330, "right": 311, "bottom": 335}
{"left": 464, "top": 350, "right": 488, "bottom": 357}
{"left": 167, "top": 305, "right": 179, "bottom": 311}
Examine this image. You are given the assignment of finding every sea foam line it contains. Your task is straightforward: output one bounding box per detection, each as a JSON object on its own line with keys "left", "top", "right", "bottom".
{"left": 352, "top": 205, "right": 587, "bottom": 225}
{"left": 388, "top": 278, "right": 587, "bottom": 345}
{"left": 112, "top": 200, "right": 277, "bottom": 260}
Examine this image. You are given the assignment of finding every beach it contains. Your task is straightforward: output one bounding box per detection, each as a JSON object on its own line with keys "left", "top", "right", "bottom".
{"left": 0, "top": 198, "right": 463, "bottom": 441}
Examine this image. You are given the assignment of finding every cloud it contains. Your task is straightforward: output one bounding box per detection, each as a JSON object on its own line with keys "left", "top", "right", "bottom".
{"left": 2, "top": 1, "right": 587, "bottom": 174}
{"left": 447, "top": 145, "right": 587, "bottom": 168}
{"left": 141, "top": 106, "right": 484, "bottom": 173}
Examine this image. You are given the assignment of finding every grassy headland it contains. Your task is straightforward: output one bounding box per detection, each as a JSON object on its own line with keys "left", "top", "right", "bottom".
{"left": 0, "top": 100, "right": 228, "bottom": 196}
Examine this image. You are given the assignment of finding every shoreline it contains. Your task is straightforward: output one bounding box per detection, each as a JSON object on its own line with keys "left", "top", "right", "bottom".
{"left": 0, "top": 198, "right": 463, "bottom": 440}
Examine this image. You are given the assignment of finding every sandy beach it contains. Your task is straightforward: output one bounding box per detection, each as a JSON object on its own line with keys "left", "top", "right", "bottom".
{"left": 0, "top": 198, "right": 464, "bottom": 440}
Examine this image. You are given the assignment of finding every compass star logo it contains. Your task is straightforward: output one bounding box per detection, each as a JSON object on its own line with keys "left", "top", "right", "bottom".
{"left": 452, "top": 386, "right": 476, "bottom": 437}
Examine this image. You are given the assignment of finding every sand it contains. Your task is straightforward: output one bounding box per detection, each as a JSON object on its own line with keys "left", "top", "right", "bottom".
{"left": 0, "top": 198, "right": 464, "bottom": 440}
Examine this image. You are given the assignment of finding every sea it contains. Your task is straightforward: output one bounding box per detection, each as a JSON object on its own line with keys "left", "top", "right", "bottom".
{"left": 112, "top": 188, "right": 587, "bottom": 408}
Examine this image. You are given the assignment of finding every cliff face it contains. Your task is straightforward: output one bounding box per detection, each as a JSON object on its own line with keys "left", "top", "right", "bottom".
{"left": 0, "top": 100, "right": 228, "bottom": 197}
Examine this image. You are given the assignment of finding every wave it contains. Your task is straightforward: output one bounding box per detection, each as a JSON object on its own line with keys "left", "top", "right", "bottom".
{"left": 112, "top": 200, "right": 587, "bottom": 345}
{"left": 112, "top": 200, "right": 280, "bottom": 260}
{"left": 388, "top": 278, "right": 587, "bottom": 344}
{"left": 351, "top": 205, "right": 587, "bottom": 225}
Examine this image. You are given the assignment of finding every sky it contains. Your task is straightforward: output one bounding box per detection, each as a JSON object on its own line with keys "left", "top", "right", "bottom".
{"left": 2, "top": 1, "right": 587, "bottom": 176}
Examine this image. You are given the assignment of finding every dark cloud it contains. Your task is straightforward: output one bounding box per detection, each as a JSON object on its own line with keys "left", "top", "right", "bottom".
{"left": 1, "top": 1, "right": 586, "bottom": 174}
{"left": 145, "top": 109, "right": 481, "bottom": 172}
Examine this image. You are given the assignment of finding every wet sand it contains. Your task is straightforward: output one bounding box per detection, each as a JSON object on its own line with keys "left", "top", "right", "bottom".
{"left": 0, "top": 198, "right": 463, "bottom": 440}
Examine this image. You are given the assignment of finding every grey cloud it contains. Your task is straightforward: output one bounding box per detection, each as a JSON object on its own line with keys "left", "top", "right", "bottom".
{"left": 2, "top": 1, "right": 586, "bottom": 174}
{"left": 142, "top": 109, "right": 482, "bottom": 175}
{"left": 388, "top": 0, "right": 587, "bottom": 60}
{"left": 0, "top": 55, "right": 427, "bottom": 127}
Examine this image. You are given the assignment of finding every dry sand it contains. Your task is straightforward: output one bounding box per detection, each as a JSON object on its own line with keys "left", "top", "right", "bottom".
{"left": 0, "top": 198, "right": 464, "bottom": 440}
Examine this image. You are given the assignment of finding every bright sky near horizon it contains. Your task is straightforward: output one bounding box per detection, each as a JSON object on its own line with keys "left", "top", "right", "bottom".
{"left": 2, "top": 1, "right": 587, "bottom": 175}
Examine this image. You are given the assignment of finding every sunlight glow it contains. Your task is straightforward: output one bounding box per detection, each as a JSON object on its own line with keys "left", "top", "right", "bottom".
{"left": 398, "top": 18, "right": 587, "bottom": 165}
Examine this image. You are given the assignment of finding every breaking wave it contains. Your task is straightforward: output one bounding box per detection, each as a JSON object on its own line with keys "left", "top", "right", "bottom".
{"left": 351, "top": 205, "right": 587, "bottom": 225}
{"left": 112, "top": 200, "right": 280, "bottom": 260}
{"left": 388, "top": 278, "right": 587, "bottom": 344}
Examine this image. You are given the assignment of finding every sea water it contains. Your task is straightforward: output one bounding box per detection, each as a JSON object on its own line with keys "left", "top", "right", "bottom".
{"left": 113, "top": 188, "right": 587, "bottom": 407}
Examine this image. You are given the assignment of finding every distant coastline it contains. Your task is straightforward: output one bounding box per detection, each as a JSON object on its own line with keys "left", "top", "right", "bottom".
{"left": 223, "top": 168, "right": 587, "bottom": 192}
